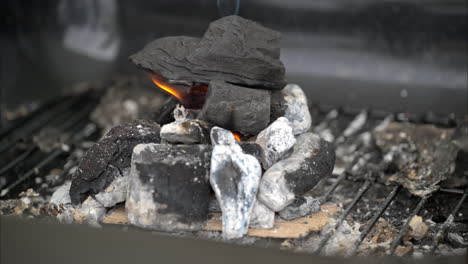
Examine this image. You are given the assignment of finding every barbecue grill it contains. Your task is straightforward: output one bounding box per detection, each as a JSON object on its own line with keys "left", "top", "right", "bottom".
{"left": 1, "top": 1, "right": 467, "bottom": 263}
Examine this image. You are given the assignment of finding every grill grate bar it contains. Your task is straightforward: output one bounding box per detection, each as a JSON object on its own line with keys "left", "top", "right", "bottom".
{"left": 0, "top": 123, "right": 97, "bottom": 197}
{"left": 0, "top": 99, "right": 58, "bottom": 139}
{"left": 315, "top": 180, "right": 372, "bottom": 254}
{"left": 347, "top": 185, "right": 402, "bottom": 256}
{"left": 0, "top": 147, "right": 37, "bottom": 176}
{"left": 0, "top": 95, "right": 84, "bottom": 154}
{"left": 439, "top": 188, "right": 465, "bottom": 195}
{"left": 429, "top": 187, "right": 468, "bottom": 254}
{"left": 388, "top": 197, "right": 428, "bottom": 255}
{"left": 319, "top": 173, "right": 346, "bottom": 204}
{"left": 0, "top": 98, "right": 97, "bottom": 177}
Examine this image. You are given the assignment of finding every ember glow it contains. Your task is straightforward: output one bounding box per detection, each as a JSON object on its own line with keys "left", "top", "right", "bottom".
{"left": 233, "top": 132, "right": 242, "bottom": 141}
{"left": 151, "top": 76, "right": 183, "bottom": 101}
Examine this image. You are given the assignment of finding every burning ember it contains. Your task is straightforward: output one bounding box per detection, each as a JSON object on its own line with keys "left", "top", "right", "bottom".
{"left": 150, "top": 75, "right": 183, "bottom": 101}
{"left": 232, "top": 132, "right": 242, "bottom": 142}
{"left": 150, "top": 73, "right": 208, "bottom": 109}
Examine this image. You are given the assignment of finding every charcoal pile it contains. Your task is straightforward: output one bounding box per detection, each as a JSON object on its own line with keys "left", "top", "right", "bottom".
{"left": 44, "top": 15, "right": 335, "bottom": 240}
{"left": 10, "top": 15, "right": 462, "bottom": 257}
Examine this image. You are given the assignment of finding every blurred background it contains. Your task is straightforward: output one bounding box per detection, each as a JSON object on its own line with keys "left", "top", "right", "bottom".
{"left": 1, "top": 0, "right": 467, "bottom": 124}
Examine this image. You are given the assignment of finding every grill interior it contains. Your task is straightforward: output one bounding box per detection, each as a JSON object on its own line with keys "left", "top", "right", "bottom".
{"left": 0, "top": 87, "right": 466, "bottom": 257}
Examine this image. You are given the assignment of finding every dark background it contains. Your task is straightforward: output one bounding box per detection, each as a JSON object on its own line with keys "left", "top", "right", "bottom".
{"left": 1, "top": 0, "right": 467, "bottom": 117}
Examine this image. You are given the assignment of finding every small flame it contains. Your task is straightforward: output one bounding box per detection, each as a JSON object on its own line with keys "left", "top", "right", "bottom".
{"left": 233, "top": 132, "right": 241, "bottom": 142}
{"left": 151, "top": 76, "right": 183, "bottom": 101}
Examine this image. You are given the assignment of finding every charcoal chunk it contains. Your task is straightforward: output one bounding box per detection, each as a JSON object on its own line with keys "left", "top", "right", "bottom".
{"left": 239, "top": 142, "right": 262, "bottom": 162}
{"left": 373, "top": 122, "right": 459, "bottom": 197}
{"left": 210, "top": 144, "right": 262, "bottom": 239}
{"left": 160, "top": 119, "right": 210, "bottom": 144}
{"left": 126, "top": 143, "right": 211, "bottom": 231}
{"left": 198, "top": 81, "right": 271, "bottom": 135}
{"left": 70, "top": 120, "right": 161, "bottom": 205}
{"left": 210, "top": 126, "right": 237, "bottom": 145}
{"left": 255, "top": 117, "right": 296, "bottom": 169}
{"left": 271, "top": 84, "right": 312, "bottom": 135}
{"left": 249, "top": 200, "right": 275, "bottom": 229}
{"left": 258, "top": 133, "right": 335, "bottom": 211}
{"left": 130, "top": 16, "right": 285, "bottom": 90}
{"left": 278, "top": 196, "right": 321, "bottom": 220}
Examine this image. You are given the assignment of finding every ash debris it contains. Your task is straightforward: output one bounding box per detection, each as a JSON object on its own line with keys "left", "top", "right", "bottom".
{"left": 90, "top": 77, "right": 167, "bottom": 134}
{"left": 373, "top": 122, "right": 460, "bottom": 197}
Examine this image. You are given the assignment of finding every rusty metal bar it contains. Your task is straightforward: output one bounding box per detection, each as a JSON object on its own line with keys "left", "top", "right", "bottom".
{"left": 388, "top": 196, "right": 428, "bottom": 255}
{"left": 315, "top": 180, "right": 372, "bottom": 254}
{"left": 347, "top": 185, "right": 401, "bottom": 256}
{"left": 429, "top": 187, "right": 468, "bottom": 254}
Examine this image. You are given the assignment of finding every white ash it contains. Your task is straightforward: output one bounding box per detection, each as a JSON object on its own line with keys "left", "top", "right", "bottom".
{"left": 50, "top": 181, "right": 72, "bottom": 205}
{"left": 210, "top": 143, "right": 262, "bottom": 239}
{"left": 255, "top": 117, "right": 296, "bottom": 169}
{"left": 160, "top": 119, "right": 209, "bottom": 144}
{"left": 279, "top": 196, "right": 321, "bottom": 220}
{"left": 322, "top": 220, "right": 362, "bottom": 256}
{"left": 281, "top": 84, "right": 312, "bottom": 135}
{"left": 258, "top": 173, "right": 295, "bottom": 212}
{"left": 75, "top": 196, "right": 107, "bottom": 226}
{"left": 210, "top": 126, "right": 236, "bottom": 146}
{"left": 48, "top": 181, "right": 75, "bottom": 224}
{"left": 49, "top": 188, "right": 107, "bottom": 226}
{"left": 173, "top": 104, "right": 189, "bottom": 120}
{"left": 94, "top": 171, "right": 129, "bottom": 207}
{"left": 249, "top": 200, "right": 275, "bottom": 229}
{"left": 126, "top": 165, "right": 158, "bottom": 229}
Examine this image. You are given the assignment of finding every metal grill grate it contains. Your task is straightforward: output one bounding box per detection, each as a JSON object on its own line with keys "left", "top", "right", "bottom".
{"left": 0, "top": 93, "right": 466, "bottom": 256}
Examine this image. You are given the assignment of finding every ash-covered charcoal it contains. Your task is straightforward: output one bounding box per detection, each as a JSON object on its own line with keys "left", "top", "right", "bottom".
{"left": 238, "top": 142, "right": 262, "bottom": 162}
{"left": 70, "top": 120, "right": 161, "bottom": 205}
{"left": 255, "top": 117, "right": 296, "bottom": 169}
{"left": 126, "top": 143, "right": 211, "bottom": 232}
{"left": 74, "top": 196, "right": 107, "bottom": 226}
{"left": 210, "top": 126, "right": 237, "bottom": 145}
{"left": 258, "top": 133, "right": 335, "bottom": 212}
{"left": 90, "top": 78, "right": 167, "bottom": 134}
{"left": 46, "top": 181, "right": 107, "bottom": 225}
{"left": 270, "top": 84, "right": 312, "bottom": 135}
{"left": 249, "top": 200, "right": 275, "bottom": 229}
{"left": 210, "top": 143, "right": 262, "bottom": 239}
{"left": 373, "top": 122, "right": 460, "bottom": 197}
{"left": 93, "top": 173, "right": 129, "bottom": 207}
{"left": 160, "top": 119, "right": 211, "bottom": 144}
{"left": 130, "top": 15, "right": 285, "bottom": 90}
{"left": 279, "top": 196, "right": 321, "bottom": 220}
{"left": 197, "top": 81, "right": 271, "bottom": 135}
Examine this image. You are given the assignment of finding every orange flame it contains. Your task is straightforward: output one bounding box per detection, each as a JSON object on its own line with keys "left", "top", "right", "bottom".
{"left": 151, "top": 76, "right": 183, "bottom": 101}
{"left": 233, "top": 132, "right": 241, "bottom": 142}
